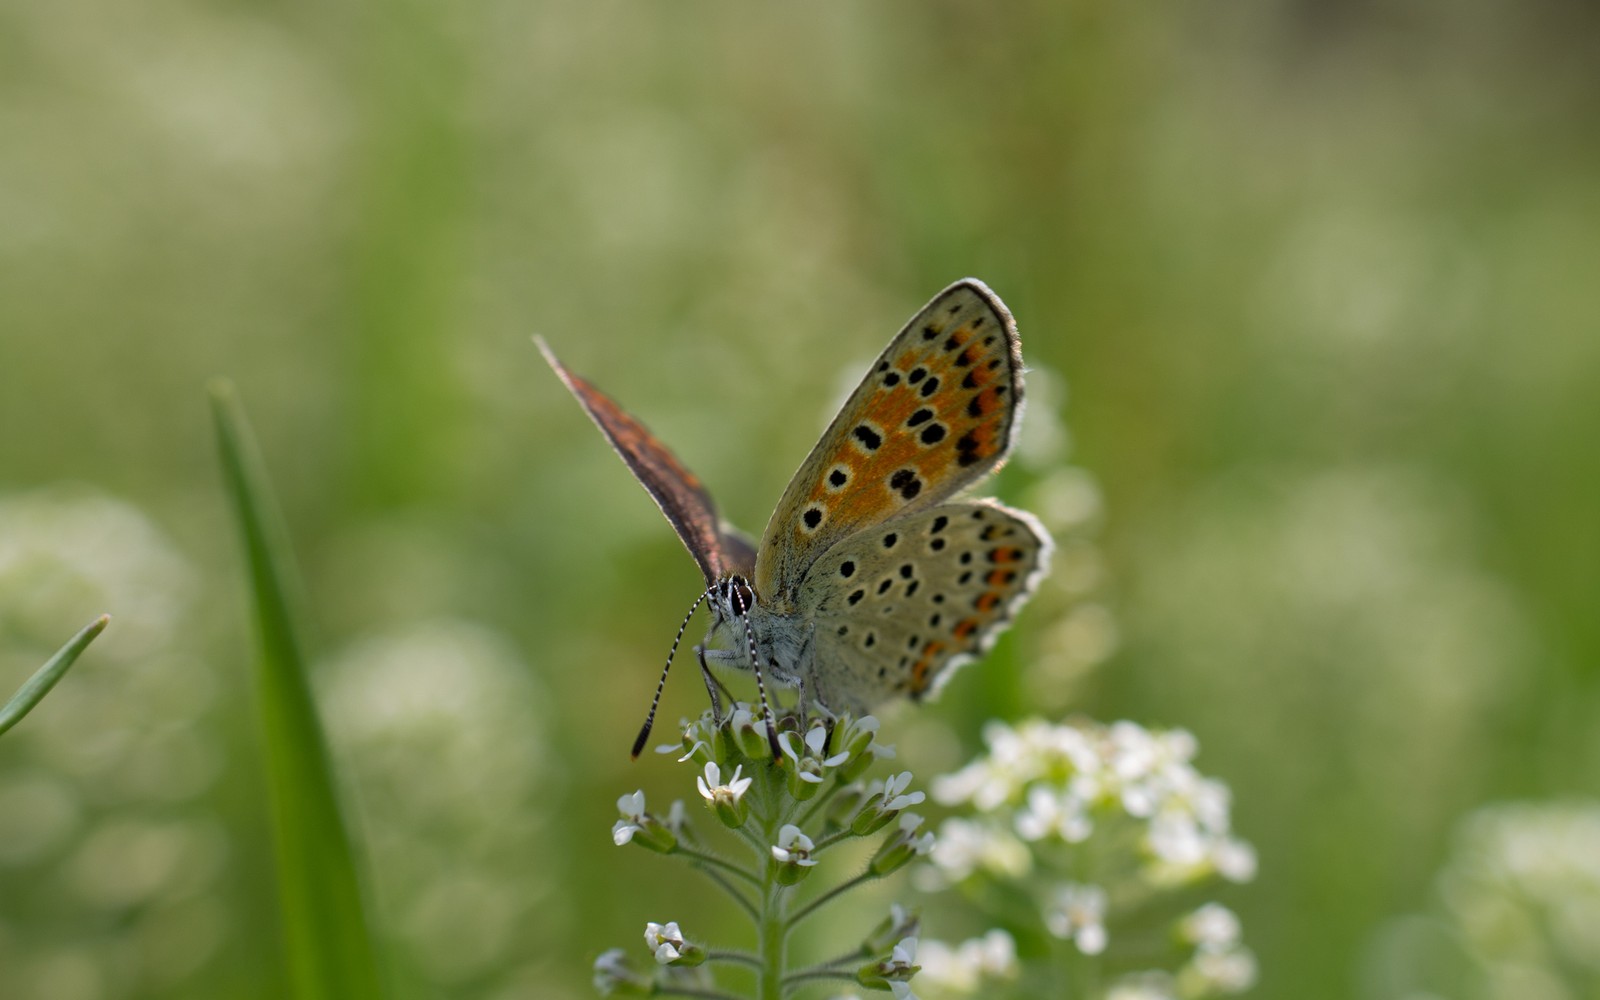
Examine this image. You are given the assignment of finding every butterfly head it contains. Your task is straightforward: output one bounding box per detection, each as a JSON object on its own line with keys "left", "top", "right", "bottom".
{"left": 710, "top": 575, "right": 756, "bottom": 626}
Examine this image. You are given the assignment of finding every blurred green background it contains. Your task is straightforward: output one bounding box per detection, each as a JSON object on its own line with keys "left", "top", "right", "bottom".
{"left": 3, "top": 1, "right": 1598, "bottom": 998}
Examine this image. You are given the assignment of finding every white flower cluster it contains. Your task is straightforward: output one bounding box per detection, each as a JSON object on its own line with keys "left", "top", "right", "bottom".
{"left": 916, "top": 929, "right": 1019, "bottom": 994}
{"left": 931, "top": 719, "right": 1256, "bottom": 886}
{"left": 1432, "top": 800, "right": 1600, "bottom": 996}
{"left": 925, "top": 718, "right": 1257, "bottom": 998}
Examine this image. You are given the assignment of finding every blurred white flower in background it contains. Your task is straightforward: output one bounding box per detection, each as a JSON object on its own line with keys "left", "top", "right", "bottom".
{"left": 0, "top": 488, "right": 230, "bottom": 999}
{"left": 1132, "top": 466, "right": 1530, "bottom": 840}
{"left": 319, "top": 618, "right": 559, "bottom": 996}
{"left": 1371, "top": 800, "right": 1600, "bottom": 1000}
{"left": 915, "top": 929, "right": 1018, "bottom": 996}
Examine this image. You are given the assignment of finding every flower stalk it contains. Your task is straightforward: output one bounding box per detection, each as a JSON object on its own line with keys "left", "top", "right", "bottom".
{"left": 594, "top": 704, "right": 925, "bottom": 999}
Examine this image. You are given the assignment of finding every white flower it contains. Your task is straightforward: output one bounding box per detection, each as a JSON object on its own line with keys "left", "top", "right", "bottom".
{"left": 1014, "top": 785, "right": 1092, "bottom": 843}
{"left": 931, "top": 817, "right": 1031, "bottom": 882}
{"left": 880, "top": 936, "right": 921, "bottom": 998}
{"left": 1106, "top": 973, "right": 1178, "bottom": 1000}
{"left": 771, "top": 824, "right": 817, "bottom": 867}
{"left": 644, "top": 920, "right": 686, "bottom": 964}
{"left": 899, "top": 812, "right": 937, "bottom": 856}
{"left": 1046, "top": 882, "right": 1108, "bottom": 955}
{"left": 917, "top": 930, "right": 1018, "bottom": 992}
{"left": 668, "top": 738, "right": 708, "bottom": 762}
{"left": 813, "top": 725, "right": 851, "bottom": 765}
{"left": 881, "top": 771, "right": 927, "bottom": 811}
{"left": 696, "top": 761, "right": 752, "bottom": 805}
{"left": 1181, "top": 903, "right": 1242, "bottom": 951}
{"left": 1214, "top": 837, "right": 1258, "bottom": 882}
{"left": 592, "top": 948, "right": 636, "bottom": 995}
{"left": 1147, "top": 810, "right": 1207, "bottom": 868}
{"left": 612, "top": 790, "right": 647, "bottom": 846}
{"left": 1181, "top": 946, "right": 1258, "bottom": 993}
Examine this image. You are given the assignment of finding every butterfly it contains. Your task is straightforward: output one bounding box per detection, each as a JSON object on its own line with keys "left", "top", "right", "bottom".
{"left": 539, "top": 279, "right": 1052, "bottom": 757}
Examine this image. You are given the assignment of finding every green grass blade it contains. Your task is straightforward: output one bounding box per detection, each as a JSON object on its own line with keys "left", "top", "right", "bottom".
{"left": 210, "top": 379, "right": 384, "bottom": 1000}
{"left": 0, "top": 614, "right": 110, "bottom": 737}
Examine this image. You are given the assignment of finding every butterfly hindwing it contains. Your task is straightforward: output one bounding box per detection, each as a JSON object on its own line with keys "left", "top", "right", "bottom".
{"left": 539, "top": 338, "right": 748, "bottom": 585}
{"left": 754, "top": 279, "right": 1025, "bottom": 604}
{"left": 797, "top": 500, "right": 1051, "bottom": 713}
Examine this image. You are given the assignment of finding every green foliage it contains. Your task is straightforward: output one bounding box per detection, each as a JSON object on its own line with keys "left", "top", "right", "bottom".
{"left": 0, "top": 615, "right": 108, "bottom": 738}
{"left": 212, "top": 382, "right": 385, "bottom": 1000}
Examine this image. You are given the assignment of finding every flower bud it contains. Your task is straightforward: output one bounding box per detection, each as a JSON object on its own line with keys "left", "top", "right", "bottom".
{"left": 857, "top": 936, "right": 920, "bottom": 991}
{"left": 862, "top": 904, "right": 921, "bottom": 956}
{"left": 612, "top": 790, "right": 678, "bottom": 854}
{"left": 644, "top": 920, "right": 707, "bottom": 967}
{"left": 870, "top": 812, "right": 936, "bottom": 876}
{"left": 836, "top": 715, "right": 889, "bottom": 782}
{"left": 730, "top": 707, "right": 776, "bottom": 761}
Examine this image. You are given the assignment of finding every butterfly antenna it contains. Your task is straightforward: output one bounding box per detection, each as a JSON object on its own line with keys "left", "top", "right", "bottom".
{"left": 632, "top": 586, "right": 713, "bottom": 759}
{"left": 733, "top": 588, "right": 784, "bottom": 762}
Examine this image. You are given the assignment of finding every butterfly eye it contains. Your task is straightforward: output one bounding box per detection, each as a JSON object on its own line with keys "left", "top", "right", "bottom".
{"left": 724, "top": 577, "right": 754, "bottom": 616}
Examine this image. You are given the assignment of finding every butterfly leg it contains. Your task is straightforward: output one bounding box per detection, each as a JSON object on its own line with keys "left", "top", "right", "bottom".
{"left": 795, "top": 675, "right": 810, "bottom": 733}
{"left": 693, "top": 645, "right": 726, "bottom": 726}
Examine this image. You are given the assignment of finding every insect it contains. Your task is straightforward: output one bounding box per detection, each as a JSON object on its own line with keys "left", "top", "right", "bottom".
{"left": 539, "top": 279, "right": 1051, "bottom": 757}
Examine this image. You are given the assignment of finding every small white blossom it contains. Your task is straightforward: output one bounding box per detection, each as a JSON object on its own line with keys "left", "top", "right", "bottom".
{"left": 780, "top": 725, "right": 852, "bottom": 785}
{"left": 881, "top": 771, "right": 927, "bottom": 811}
{"left": 900, "top": 812, "right": 937, "bottom": 856}
{"left": 771, "top": 824, "right": 817, "bottom": 867}
{"left": 1046, "top": 882, "right": 1108, "bottom": 955}
{"left": 878, "top": 936, "right": 921, "bottom": 999}
{"left": 612, "top": 790, "right": 647, "bottom": 846}
{"left": 1014, "top": 785, "right": 1091, "bottom": 843}
{"left": 1214, "top": 837, "right": 1258, "bottom": 882}
{"left": 917, "top": 930, "right": 1018, "bottom": 992}
{"left": 1181, "top": 903, "right": 1242, "bottom": 952}
{"left": 592, "top": 948, "right": 638, "bottom": 995}
{"left": 644, "top": 921, "right": 686, "bottom": 964}
{"left": 1106, "top": 973, "right": 1178, "bottom": 1000}
{"left": 931, "top": 817, "right": 1031, "bottom": 882}
{"left": 1180, "top": 946, "right": 1258, "bottom": 993}
{"left": 696, "top": 761, "right": 752, "bottom": 805}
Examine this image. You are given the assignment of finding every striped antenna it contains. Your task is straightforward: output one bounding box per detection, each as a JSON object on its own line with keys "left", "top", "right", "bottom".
{"left": 631, "top": 585, "right": 714, "bottom": 759}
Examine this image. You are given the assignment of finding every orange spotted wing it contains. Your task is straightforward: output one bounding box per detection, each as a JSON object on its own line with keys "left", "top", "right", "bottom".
{"left": 753, "top": 279, "right": 1025, "bottom": 605}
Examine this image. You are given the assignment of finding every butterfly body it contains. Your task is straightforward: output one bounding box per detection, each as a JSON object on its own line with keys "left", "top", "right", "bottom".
{"left": 540, "top": 279, "right": 1051, "bottom": 725}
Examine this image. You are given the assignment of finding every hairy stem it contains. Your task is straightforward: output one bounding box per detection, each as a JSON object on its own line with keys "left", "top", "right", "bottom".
{"left": 691, "top": 863, "right": 760, "bottom": 923}
{"left": 787, "top": 871, "right": 875, "bottom": 930}
{"left": 756, "top": 763, "right": 787, "bottom": 1000}
{"left": 677, "top": 846, "right": 761, "bottom": 887}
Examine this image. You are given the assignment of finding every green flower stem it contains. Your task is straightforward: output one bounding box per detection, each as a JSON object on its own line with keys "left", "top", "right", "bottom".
{"left": 657, "top": 987, "right": 745, "bottom": 1000}
{"left": 691, "top": 864, "right": 760, "bottom": 923}
{"left": 677, "top": 846, "right": 761, "bottom": 887}
{"left": 809, "top": 948, "right": 869, "bottom": 972}
{"left": 706, "top": 949, "right": 761, "bottom": 969}
{"left": 787, "top": 871, "right": 876, "bottom": 930}
{"left": 781, "top": 968, "right": 858, "bottom": 987}
{"left": 809, "top": 827, "right": 857, "bottom": 853}
{"left": 0, "top": 614, "right": 109, "bottom": 737}
{"left": 755, "top": 762, "right": 787, "bottom": 1000}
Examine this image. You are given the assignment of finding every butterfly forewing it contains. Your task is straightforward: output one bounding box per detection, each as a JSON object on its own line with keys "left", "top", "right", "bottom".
{"left": 754, "top": 280, "right": 1025, "bottom": 603}
{"left": 539, "top": 338, "right": 747, "bottom": 585}
{"left": 798, "top": 500, "right": 1051, "bottom": 713}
